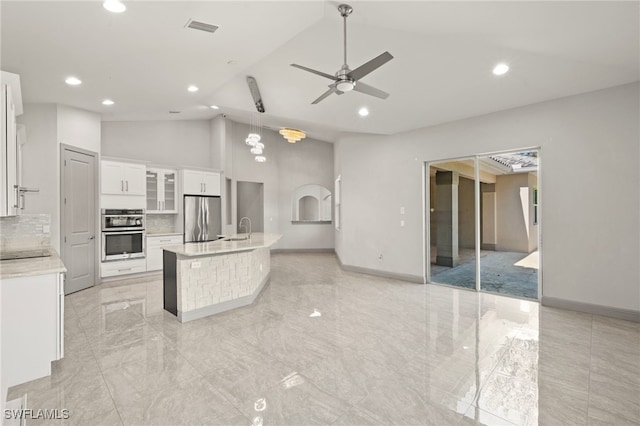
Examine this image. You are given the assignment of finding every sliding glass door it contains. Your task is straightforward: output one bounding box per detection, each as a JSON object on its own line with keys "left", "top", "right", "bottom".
{"left": 426, "top": 150, "right": 540, "bottom": 300}
{"left": 428, "top": 158, "right": 477, "bottom": 290}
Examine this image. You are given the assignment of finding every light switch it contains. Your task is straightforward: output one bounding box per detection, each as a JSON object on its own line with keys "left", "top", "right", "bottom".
{"left": 400, "top": 220, "right": 405, "bottom": 227}
{"left": 400, "top": 207, "right": 405, "bottom": 215}
{"left": 43, "top": 225, "right": 50, "bottom": 233}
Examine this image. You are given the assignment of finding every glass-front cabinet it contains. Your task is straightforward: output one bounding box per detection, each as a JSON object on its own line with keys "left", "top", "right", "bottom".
{"left": 146, "top": 168, "right": 178, "bottom": 214}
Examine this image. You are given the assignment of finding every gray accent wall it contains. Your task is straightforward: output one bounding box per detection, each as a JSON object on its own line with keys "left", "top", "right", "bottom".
{"left": 101, "top": 120, "right": 210, "bottom": 168}
{"left": 334, "top": 82, "right": 640, "bottom": 313}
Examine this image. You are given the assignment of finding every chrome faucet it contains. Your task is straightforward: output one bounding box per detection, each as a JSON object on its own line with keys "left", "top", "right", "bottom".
{"left": 239, "top": 217, "right": 252, "bottom": 239}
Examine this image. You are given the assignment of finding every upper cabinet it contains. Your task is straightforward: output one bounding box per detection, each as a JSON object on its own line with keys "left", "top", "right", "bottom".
{"left": 182, "top": 170, "right": 220, "bottom": 196}
{"left": 0, "top": 71, "right": 22, "bottom": 217}
{"left": 101, "top": 160, "right": 146, "bottom": 196}
{"left": 146, "top": 168, "right": 177, "bottom": 213}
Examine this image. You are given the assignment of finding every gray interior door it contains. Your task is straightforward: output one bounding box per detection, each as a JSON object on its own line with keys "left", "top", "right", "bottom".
{"left": 63, "top": 148, "right": 96, "bottom": 294}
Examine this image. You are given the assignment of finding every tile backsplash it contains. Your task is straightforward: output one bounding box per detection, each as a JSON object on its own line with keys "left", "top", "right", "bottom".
{"left": 0, "top": 214, "right": 51, "bottom": 251}
{"left": 146, "top": 214, "right": 178, "bottom": 234}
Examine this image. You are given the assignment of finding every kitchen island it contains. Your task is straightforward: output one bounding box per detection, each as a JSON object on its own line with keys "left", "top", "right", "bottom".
{"left": 162, "top": 233, "right": 282, "bottom": 322}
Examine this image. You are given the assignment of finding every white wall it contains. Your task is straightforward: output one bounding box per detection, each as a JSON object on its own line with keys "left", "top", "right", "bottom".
{"left": 335, "top": 83, "right": 640, "bottom": 312}
{"left": 101, "top": 120, "right": 210, "bottom": 168}
{"left": 17, "top": 104, "right": 60, "bottom": 249}
{"left": 57, "top": 105, "right": 100, "bottom": 153}
{"left": 17, "top": 103, "right": 101, "bottom": 252}
{"left": 275, "top": 133, "right": 334, "bottom": 250}
{"left": 226, "top": 120, "right": 334, "bottom": 250}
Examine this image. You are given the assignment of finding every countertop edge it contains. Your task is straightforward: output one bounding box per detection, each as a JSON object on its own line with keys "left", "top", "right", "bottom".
{"left": 0, "top": 248, "right": 67, "bottom": 280}
{"left": 162, "top": 233, "right": 282, "bottom": 257}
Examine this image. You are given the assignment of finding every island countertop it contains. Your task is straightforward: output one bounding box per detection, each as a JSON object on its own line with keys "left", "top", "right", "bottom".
{"left": 162, "top": 232, "right": 282, "bottom": 257}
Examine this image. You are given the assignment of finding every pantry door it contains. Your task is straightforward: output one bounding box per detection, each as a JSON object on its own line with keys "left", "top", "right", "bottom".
{"left": 61, "top": 145, "right": 98, "bottom": 294}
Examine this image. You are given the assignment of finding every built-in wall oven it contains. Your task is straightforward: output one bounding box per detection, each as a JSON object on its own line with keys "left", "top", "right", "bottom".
{"left": 101, "top": 209, "right": 145, "bottom": 261}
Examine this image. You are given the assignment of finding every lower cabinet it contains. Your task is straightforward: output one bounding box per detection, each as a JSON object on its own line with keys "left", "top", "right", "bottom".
{"left": 146, "top": 235, "right": 183, "bottom": 271}
{"left": 101, "top": 258, "right": 147, "bottom": 278}
{"left": 1, "top": 272, "right": 64, "bottom": 387}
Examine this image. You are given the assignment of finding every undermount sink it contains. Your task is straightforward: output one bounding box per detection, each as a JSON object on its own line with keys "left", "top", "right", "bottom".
{"left": 225, "top": 236, "right": 249, "bottom": 241}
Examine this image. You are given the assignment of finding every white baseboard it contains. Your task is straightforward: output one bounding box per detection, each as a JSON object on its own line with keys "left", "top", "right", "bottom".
{"left": 542, "top": 296, "right": 640, "bottom": 323}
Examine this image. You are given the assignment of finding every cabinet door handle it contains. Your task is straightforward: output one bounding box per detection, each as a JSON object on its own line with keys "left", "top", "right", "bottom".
{"left": 204, "top": 183, "right": 206, "bottom": 193}
{"left": 126, "top": 180, "right": 129, "bottom": 192}
{"left": 121, "top": 180, "right": 124, "bottom": 192}
{"left": 118, "top": 268, "right": 132, "bottom": 272}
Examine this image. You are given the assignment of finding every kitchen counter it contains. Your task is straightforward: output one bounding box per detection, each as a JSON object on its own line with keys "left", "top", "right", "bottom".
{"left": 162, "top": 233, "right": 281, "bottom": 322}
{"left": 0, "top": 247, "right": 67, "bottom": 279}
{"left": 162, "top": 233, "right": 281, "bottom": 258}
{"left": 146, "top": 232, "right": 183, "bottom": 237}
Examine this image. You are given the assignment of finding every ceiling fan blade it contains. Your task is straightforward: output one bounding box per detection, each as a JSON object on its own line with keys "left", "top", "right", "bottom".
{"left": 311, "top": 86, "right": 338, "bottom": 104}
{"left": 291, "top": 64, "right": 337, "bottom": 81}
{"left": 353, "top": 81, "right": 390, "bottom": 100}
{"left": 347, "top": 51, "right": 394, "bottom": 81}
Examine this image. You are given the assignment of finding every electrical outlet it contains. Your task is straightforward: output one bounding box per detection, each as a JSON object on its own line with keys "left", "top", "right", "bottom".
{"left": 191, "top": 261, "right": 201, "bottom": 269}
{"left": 400, "top": 220, "right": 405, "bottom": 227}
{"left": 400, "top": 207, "right": 405, "bottom": 215}
{"left": 43, "top": 225, "right": 50, "bottom": 233}
{"left": 378, "top": 253, "right": 383, "bottom": 261}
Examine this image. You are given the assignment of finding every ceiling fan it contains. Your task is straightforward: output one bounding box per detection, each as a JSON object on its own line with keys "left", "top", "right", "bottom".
{"left": 291, "top": 3, "right": 393, "bottom": 105}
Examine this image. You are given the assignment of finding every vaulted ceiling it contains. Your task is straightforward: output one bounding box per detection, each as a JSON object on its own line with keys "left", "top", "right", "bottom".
{"left": 2, "top": 1, "right": 638, "bottom": 142}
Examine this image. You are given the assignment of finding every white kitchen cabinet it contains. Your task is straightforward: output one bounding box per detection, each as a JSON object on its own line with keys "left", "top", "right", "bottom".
{"left": 1, "top": 272, "right": 64, "bottom": 387}
{"left": 146, "top": 168, "right": 178, "bottom": 213}
{"left": 183, "top": 169, "right": 220, "bottom": 196}
{"left": 0, "top": 72, "right": 20, "bottom": 217}
{"left": 100, "top": 258, "right": 147, "bottom": 278}
{"left": 101, "top": 160, "right": 146, "bottom": 196}
{"left": 146, "top": 234, "right": 183, "bottom": 271}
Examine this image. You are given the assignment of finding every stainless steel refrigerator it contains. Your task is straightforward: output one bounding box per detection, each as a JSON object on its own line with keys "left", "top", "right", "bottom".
{"left": 184, "top": 195, "right": 222, "bottom": 243}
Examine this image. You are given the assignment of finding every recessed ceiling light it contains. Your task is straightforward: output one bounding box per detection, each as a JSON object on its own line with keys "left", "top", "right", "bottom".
{"left": 65, "top": 76, "right": 82, "bottom": 86}
{"left": 102, "top": 99, "right": 115, "bottom": 106}
{"left": 493, "top": 63, "right": 509, "bottom": 76}
{"left": 188, "top": 85, "right": 199, "bottom": 92}
{"left": 210, "top": 105, "right": 219, "bottom": 109}
{"left": 103, "top": 0, "right": 126, "bottom": 13}
{"left": 358, "top": 107, "right": 369, "bottom": 117}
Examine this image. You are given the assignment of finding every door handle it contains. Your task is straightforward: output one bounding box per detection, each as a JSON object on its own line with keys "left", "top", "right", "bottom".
{"left": 89, "top": 235, "right": 95, "bottom": 240}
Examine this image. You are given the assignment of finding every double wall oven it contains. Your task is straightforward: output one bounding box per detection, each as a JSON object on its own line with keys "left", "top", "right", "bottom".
{"left": 101, "top": 209, "right": 145, "bottom": 261}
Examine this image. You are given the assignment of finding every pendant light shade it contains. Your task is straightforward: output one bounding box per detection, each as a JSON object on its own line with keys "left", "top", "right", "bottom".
{"left": 279, "top": 128, "right": 306, "bottom": 143}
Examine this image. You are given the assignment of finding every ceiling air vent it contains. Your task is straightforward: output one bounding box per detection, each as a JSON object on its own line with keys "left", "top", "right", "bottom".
{"left": 185, "top": 19, "right": 219, "bottom": 34}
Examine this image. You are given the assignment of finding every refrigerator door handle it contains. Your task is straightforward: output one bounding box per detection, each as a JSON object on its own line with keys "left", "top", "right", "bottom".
{"left": 203, "top": 200, "right": 209, "bottom": 240}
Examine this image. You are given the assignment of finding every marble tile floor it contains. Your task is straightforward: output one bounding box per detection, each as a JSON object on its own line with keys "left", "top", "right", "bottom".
{"left": 8, "top": 253, "right": 640, "bottom": 425}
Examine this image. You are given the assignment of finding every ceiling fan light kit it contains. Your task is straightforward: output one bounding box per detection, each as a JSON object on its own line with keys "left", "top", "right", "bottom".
{"left": 290, "top": 3, "right": 393, "bottom": 104}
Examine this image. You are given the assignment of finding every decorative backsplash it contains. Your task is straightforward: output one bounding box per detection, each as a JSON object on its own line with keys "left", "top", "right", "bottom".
{"left": 0, "top": 214, "right": 51, "bottom": 251}
{"left": 146, "top": 214, "right": 178, "bottom": 234}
